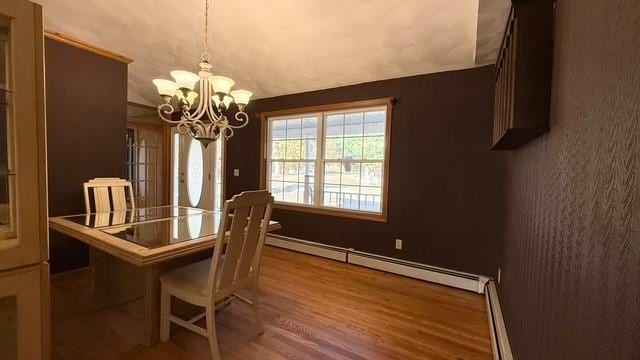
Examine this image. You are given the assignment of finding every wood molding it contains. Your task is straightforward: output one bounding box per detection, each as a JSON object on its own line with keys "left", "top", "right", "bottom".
{"left": 44, "top": 31, "right": 134, "bottom": 64}
{"left": 259, "top": 97, "right": 393, "bottom": 222}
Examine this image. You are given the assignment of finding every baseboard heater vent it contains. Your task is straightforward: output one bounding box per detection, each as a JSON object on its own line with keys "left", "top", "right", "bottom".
{"left": 266, "top": 235, "right": 489, "bottom": 294}
{"left": 485, "top": 280, "right": 513, "bottom": 360}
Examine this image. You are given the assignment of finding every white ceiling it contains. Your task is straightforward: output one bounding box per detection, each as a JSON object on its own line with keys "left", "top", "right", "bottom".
{"left": 34, "top": 0, "right": 509, "bottom": 106}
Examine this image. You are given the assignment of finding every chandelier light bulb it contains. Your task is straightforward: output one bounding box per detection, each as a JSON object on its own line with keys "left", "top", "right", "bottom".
{"left": 152, "top": 79, "right": 179, "bottom": 98}
{"left": 210, "top": 75, "right": 235, "bottom": 95}
{"left": 222, "top": 95, "right": 234, "bottom": 109}
{"left": 230, "top": 89, "right": 252, "bottom": 107}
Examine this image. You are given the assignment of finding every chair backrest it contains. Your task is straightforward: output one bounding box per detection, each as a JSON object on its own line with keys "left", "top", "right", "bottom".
{"left": 83, "top": 177, "right": 135, "bottom": 213}
{"left": 207, "top": 190, "right": 274, "bottom": 300}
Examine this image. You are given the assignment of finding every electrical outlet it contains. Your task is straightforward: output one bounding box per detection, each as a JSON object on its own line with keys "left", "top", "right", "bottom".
{"left": 233, "top": 168, "right": 240, "bottom": 177}
{"left": 395, "top": 239, "right": 403, "bottom": 250}
{"left": 497, "top": 267, "right": 502, "bottom": 284}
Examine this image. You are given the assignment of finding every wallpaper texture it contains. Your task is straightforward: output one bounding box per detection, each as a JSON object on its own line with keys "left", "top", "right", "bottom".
{"left": 498, "top": 0, "right": 640, "bottom": 358}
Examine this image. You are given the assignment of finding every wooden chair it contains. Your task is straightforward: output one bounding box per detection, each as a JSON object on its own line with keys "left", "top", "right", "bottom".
{"left": 159, "top": 190, "right": 274, "bottom": 359}
{"left": 83, "top": 177, "right": 135, "bottom": 213}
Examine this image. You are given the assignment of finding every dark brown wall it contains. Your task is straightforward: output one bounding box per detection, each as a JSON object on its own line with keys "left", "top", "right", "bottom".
{"left": 228, "top": 66, "right": 506, "bottom": 276}
{"left": 498, "top": 0, "right": 640, "bottom": 359}
{"left": 46, "top": 39, "right": 128, "bottom": 273}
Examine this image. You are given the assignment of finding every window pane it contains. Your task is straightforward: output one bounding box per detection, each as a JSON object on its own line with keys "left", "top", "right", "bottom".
{"left": 344, "top": 112, "right": 363, "bottom": 137}
{"left": 272, "top": 119, "right": 287, "bottom": 140}
{"left": 341, "top": 162, "right": 360, "bottom": 186}
{"left": 324, "top": 138, "right": 343, "bottom": 159}
{"left": 287, "top": 118, "right": 302, "bottom": 139}
{"left": 360, "top": 187, "right": 382, "bottom": 212}
{"left": 270, "top": 181, "right": 284, "bottom": 201}
{"left": 270, "top": 161, "right": 284, "bottom": 181}
{"left": 299, "top": 162, "right": 315, "bottom": 179}
{"left": 298, "top": 182, "right": 313, "bottom": 205}
{"left": 339, "top": 186, "right": 360, "bottom": 210}
{"left": 284, "top": 162, "right": 299, "bottom": 182}
{"left": 325, "top": 114, "right": 343, "bottom": 137}
{"left": 285, "top": 139, "right": 301, "bottom": 159}
{"left": 271, "top": 140, "right": 285, "bottom": 159}
{"left": 344, "top": 137, "right": 363, "bottom": 159}
{"left": 282, "top": 182, "right": 299, "bottom": 203}
{"left": 302, "top": 117, "right": 317, "bottom": 139}
{"left": 300, "top": 139, "right": 316, "bottom": 160}
{"left": 323, "top": 184, "right": 340, "bottom": 207}
{"left": 186, "top": 140, "right": 204, "bottom": 207}
{"left": 364, "top": 110, "right": 386, "bottom": 136}
{"left": 323, "top": 162, "right": 341, "bottom": 185}
{"left": 361, "top": 163, "right": 382, "bottom": 187}
{"left": 363, "top": 136, "right": 384, "bottom": 160}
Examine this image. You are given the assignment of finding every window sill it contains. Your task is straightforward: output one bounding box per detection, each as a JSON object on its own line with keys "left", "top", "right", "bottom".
{"left": 273, "top": 202, "right": 387, "bottom": 223}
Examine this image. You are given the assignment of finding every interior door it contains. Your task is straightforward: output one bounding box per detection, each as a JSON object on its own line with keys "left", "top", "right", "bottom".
{"left": 170, "top": 127, "right": 224, "bottom": 211}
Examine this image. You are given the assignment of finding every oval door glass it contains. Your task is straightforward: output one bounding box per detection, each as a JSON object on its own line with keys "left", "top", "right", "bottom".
{"left": 187, "top": 139, "right": 204, "bottom": 207}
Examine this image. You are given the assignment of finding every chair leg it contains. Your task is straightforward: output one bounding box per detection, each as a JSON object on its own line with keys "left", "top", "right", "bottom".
{"left": 206, "top": 306, "right": 221, "bottom": 360}
{"left": 251, "top": 286, "right": 264, "bottom": 335}
{"left": 160, "top": 286, "right": 171, "bottom": 342}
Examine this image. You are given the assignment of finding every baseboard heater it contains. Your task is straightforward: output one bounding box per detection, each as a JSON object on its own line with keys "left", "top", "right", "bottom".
{"left": 485, "top": 280, "right": 513, "bottom": 360}
{"left": 265, "top": 235, "right": 489, "bottom": 294}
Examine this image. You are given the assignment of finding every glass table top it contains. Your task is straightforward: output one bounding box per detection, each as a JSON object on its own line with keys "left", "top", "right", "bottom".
{"left": 63, "top": 206, "right": 205, "bottom": 228}
{"left": 100, "top": 212, "right": 222, "bottom": 249}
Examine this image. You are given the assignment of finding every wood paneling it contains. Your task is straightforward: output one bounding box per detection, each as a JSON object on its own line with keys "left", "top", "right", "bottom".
{"left": 229, "top": 66, "right": 507, "bottom": 276}
{"left": 51, "top": 246, "right": 493, "bottom": 360}
{"left": 45, "top": 38, "right": 128, "bottom": 273}
{"left": 498, "top": 0, "right": 640, "bottom": 358}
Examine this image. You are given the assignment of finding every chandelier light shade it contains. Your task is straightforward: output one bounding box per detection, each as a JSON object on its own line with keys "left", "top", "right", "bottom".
{"left": 151, "top": 0, "right": 253, "bottom": 146}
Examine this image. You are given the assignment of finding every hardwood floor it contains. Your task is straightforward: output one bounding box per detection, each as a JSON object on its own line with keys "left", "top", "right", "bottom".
{"left": 51, "top": 246, "right": 493, "bottom": 360}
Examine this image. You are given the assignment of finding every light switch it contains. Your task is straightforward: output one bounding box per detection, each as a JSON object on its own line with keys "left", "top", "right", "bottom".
{"left": 233, "top": 168, "right": 240, "bottom": 177}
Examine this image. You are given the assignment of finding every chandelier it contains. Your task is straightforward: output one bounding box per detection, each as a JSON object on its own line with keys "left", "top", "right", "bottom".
{"left": 151, "top": 0, "right": 252, "bottom": 147}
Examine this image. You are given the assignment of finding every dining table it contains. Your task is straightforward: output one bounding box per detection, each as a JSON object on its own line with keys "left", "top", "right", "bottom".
{"left": 49, "top": 205, "right": 281, "bottom": 345}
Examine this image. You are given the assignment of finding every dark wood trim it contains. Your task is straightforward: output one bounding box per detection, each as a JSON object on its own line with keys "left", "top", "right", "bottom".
{"left": 259, "top": 98, "right": 393, "bottom": 222}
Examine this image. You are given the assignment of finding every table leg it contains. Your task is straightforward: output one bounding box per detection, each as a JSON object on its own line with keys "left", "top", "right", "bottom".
{"left": 90, "top": 248, "right": 143, "bottom": 311}
{"left": 140, "top": 264, "right": 160, "bottom": 346}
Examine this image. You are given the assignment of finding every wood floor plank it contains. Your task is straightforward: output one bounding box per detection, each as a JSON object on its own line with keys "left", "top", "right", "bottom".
{"left": 52, "top": 246, "right": 493, "bottom": 359}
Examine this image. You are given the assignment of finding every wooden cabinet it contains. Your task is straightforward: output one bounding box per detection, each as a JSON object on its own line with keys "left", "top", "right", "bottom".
{"left": 491, "top": 0, "right": 555, "bottom": 150}
{"left": 0, "top": 0, "right": 49, "bottom": 359}
{"left": 0, "top": 264, "right": 49, "bottom": 359}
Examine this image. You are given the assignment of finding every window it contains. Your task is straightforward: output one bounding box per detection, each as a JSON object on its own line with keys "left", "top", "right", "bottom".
{"left": 186, "top": 139, "right": 204, "bottom": 207}
{"left": 262, "top": 98, "right": 391, "bottom": 221}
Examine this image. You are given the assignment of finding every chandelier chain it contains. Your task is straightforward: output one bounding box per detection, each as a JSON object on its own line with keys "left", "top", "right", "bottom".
{"left": 202, "top": 0, "right": 210, "bottom": 62}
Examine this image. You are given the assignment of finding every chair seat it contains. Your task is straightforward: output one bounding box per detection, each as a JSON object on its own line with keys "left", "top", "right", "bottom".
{"left": 160, "top": 259, "right": 213, "bottom": 301}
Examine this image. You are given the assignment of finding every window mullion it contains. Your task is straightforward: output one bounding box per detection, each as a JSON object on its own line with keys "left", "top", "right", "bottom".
{"left": 315, "top": 112, "right": 324, "bottom": 206}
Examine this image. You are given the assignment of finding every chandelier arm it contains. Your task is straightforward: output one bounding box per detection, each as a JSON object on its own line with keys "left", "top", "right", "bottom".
{"left": 157, "top": 103, "right": 180, "bottom": 124}
{"left": 176, "top": 121, "right": 193, "bottom": 135}
{"left": 223, "top": 126, "right": 234, "bottom": 139}
{"left": 225, "top": 110, "right": 250, "bottom": 129}
{"left": 206, "top": 88, "right": 224, "bottom": 124}
{"left": 193, "top": 76, "right": 207, "bottom": 119}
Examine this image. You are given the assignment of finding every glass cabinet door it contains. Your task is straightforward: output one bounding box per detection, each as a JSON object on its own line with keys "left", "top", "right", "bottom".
{"left": 0, "top": 0, "right": 47, "bottom": 271}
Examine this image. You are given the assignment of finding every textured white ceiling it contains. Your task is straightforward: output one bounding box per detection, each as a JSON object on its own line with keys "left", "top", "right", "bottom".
{"left": 476, "top": 0, "right": 511, "bottom": 65}
{"left": 34, "top": 0, "right": 508, "bottom": 105}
